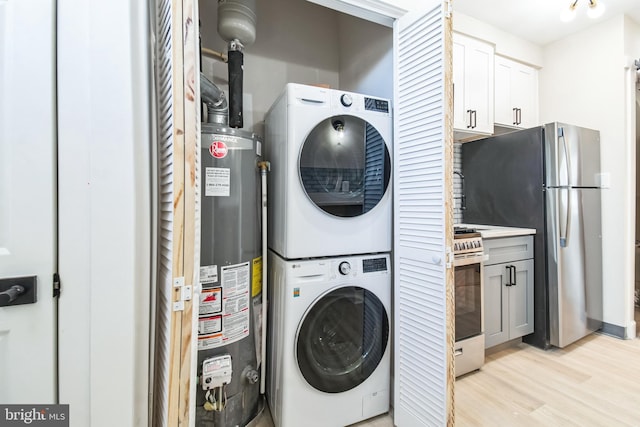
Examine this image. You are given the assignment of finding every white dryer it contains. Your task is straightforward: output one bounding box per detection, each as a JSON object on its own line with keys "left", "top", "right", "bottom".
{"left": 267, "top": 250, "right": 391, "bottom": 427}
{"left": 266, "top": 83, "right": 392, "bottom": 259}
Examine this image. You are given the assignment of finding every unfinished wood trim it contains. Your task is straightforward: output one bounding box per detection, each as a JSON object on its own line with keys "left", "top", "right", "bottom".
{"left": 167, "top": 0, "right": 186, "bottom": 423}
{"left": 178, "top": 0, "right": 200, "bottom": 423}
{"left": 443, "top": 2, "right": 455, "bottom": 425}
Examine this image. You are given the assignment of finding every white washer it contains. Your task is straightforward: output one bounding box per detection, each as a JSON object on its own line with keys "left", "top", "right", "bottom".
{"left": 267, "top": 250, "right": 391, "bottom": 427}
{"left": 266, "top": 83, "right": 392, "bottom": 259}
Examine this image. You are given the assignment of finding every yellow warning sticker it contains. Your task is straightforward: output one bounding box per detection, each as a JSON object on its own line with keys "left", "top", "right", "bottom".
{"left": 252, "top": 257, "right": 263, "bottom": 297}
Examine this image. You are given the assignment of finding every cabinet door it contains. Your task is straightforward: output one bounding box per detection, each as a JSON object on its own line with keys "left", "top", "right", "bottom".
{"left": 494, "top": 56, "right": 515, "bottom": 126}
{"left": 494, "top": 56, "right": 538, "bottom": 129}
{"left": 452, "top": 37, "right": 468, "bottom": 130}
{"left": 511, "top": 64, "right": 537, "bottom": 128}
{"left": 464, "top": 37, "right": 494, "bottom": 134}
{"left": 452, "top": 33, "right": 494, "bottom": 135}
{"left": 508, "top": 259, "right": 535, "bottom": 339}
{"left": 483, "top": 263, "right": 509, "bottom": 348}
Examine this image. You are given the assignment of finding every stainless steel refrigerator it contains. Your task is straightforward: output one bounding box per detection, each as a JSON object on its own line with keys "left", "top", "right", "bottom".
{"left": 462, "top": 122, "right": 603, "bottom": 349}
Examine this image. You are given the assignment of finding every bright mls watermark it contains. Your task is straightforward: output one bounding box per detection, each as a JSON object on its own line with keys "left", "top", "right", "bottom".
{"left": 0, "top": 405, "right": 68, "bottom": 427}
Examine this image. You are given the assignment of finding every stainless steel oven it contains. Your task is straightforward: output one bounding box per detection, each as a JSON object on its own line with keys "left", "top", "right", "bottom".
{"left": 453, "top": 228, "right": 485, "bottom": 377}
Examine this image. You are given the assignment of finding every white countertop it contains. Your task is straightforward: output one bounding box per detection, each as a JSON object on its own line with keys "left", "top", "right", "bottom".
{"left": 457, "top": 223, "right": 536, "bottom": 239}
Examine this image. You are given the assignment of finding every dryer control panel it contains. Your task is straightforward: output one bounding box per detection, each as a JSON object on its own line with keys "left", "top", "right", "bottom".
{"left": 363, "top": 257, "right": 388, "bottom": 273}
{"left": 364, "top": 97, "right": 389, "bottom": 113}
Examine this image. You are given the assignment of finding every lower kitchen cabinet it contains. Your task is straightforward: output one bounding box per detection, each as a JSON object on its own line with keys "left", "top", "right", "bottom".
{"left": 483, "top": 236, "right": 535, "bottom": 349}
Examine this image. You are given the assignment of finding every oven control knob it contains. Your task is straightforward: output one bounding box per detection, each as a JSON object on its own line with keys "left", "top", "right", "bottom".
{"left": 338, "top": 261, "right": 351, "bottom": 275}
{"left": 340, "top": 94, "right": 353, "bottom": 107}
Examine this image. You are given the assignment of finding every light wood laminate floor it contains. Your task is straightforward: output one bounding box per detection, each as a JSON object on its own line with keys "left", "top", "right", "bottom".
{"left": 256, "top": 330, "right": 640, "bottom": 426}
{"left": 455, "top": 332, "right": 640, "bottom": 426}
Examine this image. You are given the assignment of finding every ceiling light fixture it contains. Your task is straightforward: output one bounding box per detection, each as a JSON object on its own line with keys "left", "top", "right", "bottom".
{"left": 561, "top": 0, "right": 606, "bottom": 22}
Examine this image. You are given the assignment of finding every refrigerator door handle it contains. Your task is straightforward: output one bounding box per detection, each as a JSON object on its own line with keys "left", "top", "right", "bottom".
{"left": 558, "top": 126, "right": 572, "bottom": 187}
{"left": 559, "top": 188, "right": 571, "bottom": 247}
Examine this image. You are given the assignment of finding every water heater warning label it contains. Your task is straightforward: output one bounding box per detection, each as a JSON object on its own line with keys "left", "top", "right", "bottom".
{"left": 198, "top": 261, "right": 250, "bottom": 351}
{"left": 200, "top": 287, "right": 222, "bottom": 315}
{"left": 200, "top": 265, "right": 218, "bottom": 284}
{"left": 205, "top": 167, "right": 230, "bottom": 197}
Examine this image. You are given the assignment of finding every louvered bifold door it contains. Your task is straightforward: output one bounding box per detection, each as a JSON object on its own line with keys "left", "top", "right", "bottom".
{"left": 152, "top": 0, "right": 200, "bottom": 425}
{"left": 393, "top": 2, "right": 454, "bottom": 426}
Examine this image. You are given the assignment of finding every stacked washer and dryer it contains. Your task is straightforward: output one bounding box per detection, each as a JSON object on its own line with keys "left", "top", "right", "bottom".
{"left": 265, "top": 83, "right": 393, "bottom": 427}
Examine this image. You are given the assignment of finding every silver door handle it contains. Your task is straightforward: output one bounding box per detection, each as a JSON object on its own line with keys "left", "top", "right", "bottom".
{"left": 559, "top": 127, "right": 571, "bottom": 187}
{"left": 0, "top": 285, "right": 25, "bottom": 306}
{"left": 559, "top": 188, "right": 570, "bottom": 247}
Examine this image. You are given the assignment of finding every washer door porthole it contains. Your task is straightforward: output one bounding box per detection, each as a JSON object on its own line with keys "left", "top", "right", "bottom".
{"left": 295, "top": 286, "right": 389, "bottom": 393}
{"left": 299, "top": 115, "right": 391, "bottom": 218}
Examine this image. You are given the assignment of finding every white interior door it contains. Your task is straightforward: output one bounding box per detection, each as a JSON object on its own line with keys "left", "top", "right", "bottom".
{"left": 0, "top": 0, "right": 57, "bottom": 404}
{"left": 393, "top": 2, "right": 452, "bottom": 426}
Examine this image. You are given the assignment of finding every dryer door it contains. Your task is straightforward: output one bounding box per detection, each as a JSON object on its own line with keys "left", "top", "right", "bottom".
{"left": 295, "top": 286, "right": 389, "bottom": 393}
{"left": 299, "top": 115, "right": 391, "bottom": 218}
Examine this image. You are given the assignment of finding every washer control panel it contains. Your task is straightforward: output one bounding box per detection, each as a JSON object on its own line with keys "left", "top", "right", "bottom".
{"left": 338, "top": 261, "right": 351, "bottom": 275}
{"left": 340, "top": 94, "right": 353, "bottom": 107}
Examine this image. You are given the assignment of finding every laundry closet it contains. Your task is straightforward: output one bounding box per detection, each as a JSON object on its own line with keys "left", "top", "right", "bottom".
{"left": 161, "top": 1, "right": 456, "bottom": 426}
{"left": 197, "top": 2, "right": 395, "bottom": 426}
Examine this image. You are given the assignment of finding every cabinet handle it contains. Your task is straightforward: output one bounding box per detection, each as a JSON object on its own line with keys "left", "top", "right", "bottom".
{"left": 472, "top": 110, "right": 477, "bottom": 129}
{"left": 517, "top": 108, "right": 522, "bottom": 125}
{"left": 513, "top": 108, "right": 518, "bottom": 125}
{"left": 510, "top": 265, "right": 517, "bottom": 286}
{"left": 466, "top": 109, "right": 472, "bottom": 128}
{"left": 504, "top": 265, "right": 513, "bottom": 286}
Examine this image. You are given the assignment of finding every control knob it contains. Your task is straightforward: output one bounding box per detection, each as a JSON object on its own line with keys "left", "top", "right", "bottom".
{"left": 338, "top": 261, "right": 351, "bottom": 275}
{"left": 340, "top": 94, "right": 353, "bottom": 107}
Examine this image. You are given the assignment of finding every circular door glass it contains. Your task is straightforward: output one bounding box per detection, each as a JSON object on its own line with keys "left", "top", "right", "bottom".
{"left": 299, "top": 115, "right": 391, "bottom": 218}
{"left": 296, "top": 286, "right": 389, "bottom": 393}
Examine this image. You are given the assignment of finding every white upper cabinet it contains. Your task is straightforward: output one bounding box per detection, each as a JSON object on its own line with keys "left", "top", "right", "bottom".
{"left": 494, "top": 55, "right": 538, "bottom": 129}
{"left": 453, "top": 32, "right": 494, "bottom": 136}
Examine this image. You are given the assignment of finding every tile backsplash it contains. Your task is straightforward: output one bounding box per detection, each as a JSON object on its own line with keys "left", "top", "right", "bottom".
{"left": 454, "top": 142, "right": 463, "bottom": 224}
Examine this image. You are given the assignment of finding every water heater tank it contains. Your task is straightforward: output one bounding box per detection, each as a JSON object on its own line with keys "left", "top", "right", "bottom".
{"left": 197, "top": 124, "right": 263, "bottom": 427}
{"left": 218, "top": 0, "right": 257, "bottom": 46}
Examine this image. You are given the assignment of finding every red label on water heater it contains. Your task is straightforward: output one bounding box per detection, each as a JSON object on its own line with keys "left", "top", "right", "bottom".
{"left": 209, "top": 141, "right": 228, "bottom": 159}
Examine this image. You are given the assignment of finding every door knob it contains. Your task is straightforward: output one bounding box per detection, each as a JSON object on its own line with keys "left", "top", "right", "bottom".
{"left": 0, "top": 276, "right": 37, "bottom": 307}
{"left": 0, "top": 285, "right": 25, "bottom": 305}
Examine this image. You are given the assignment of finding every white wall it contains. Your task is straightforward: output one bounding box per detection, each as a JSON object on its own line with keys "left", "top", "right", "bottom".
{"left": 539, "top": 15, "right": 636, "bottom": 336}
{"left": 338, "top": 13, "right": 393, "bottom": 99}
{"left": 625, "top": 16, "right": 640, "bottom": 308}
{"left": 453, "top": 12, "right": 543, "bottom": 68}
{"left": 57, "top": 0, "right": 151, "bottom": 425}
{"left": 199, "top": 0, "right": 341, "bottom": 135}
